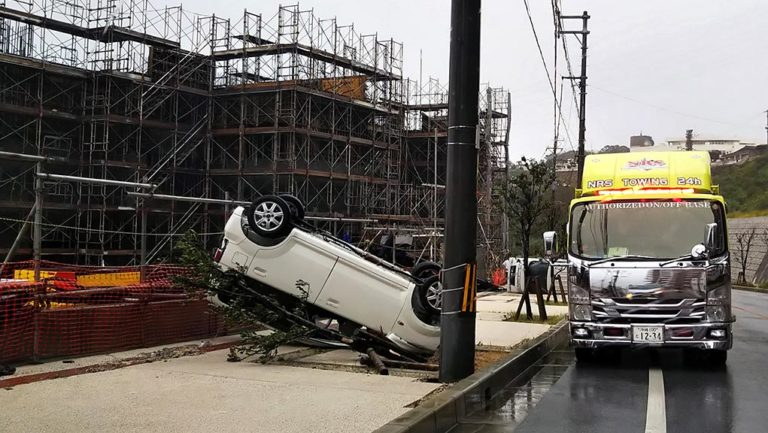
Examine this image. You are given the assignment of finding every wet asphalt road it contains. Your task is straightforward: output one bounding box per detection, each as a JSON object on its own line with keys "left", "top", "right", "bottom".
{"left": 452, "top": 290, "right": 768, "bottom": 433}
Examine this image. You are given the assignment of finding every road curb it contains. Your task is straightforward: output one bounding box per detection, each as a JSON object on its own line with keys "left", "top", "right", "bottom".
{"left": 733, "top": 285, "right": 768, "bottom": 295}
{"left": 0, "top": 338, "right": 241, "bottom": 388}
{"left": 373, "top": 320, "right": 569, "bottom": 433}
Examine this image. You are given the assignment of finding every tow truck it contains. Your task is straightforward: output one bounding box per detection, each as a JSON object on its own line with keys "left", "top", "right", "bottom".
{"left": 546, "top": 151, "right": 733, "bottom": 365}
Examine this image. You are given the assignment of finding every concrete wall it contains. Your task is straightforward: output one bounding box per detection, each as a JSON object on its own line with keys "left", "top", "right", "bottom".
{"left": 729, "top": 217, "right": 768, "bottom": 284}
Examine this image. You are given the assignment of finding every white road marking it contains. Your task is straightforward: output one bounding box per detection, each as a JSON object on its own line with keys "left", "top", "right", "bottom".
{"left": 645, "top": 368, "right": 667, "bottom": 433}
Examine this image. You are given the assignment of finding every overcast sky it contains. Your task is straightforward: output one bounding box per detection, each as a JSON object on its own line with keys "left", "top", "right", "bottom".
{"left": 180, "top": 0, "right": 768, "bottom": 161}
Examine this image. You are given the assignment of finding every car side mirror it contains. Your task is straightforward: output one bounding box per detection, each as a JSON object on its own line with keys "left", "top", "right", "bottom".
{"left": 543, "top": 231, "right": 558, "bottom": 258}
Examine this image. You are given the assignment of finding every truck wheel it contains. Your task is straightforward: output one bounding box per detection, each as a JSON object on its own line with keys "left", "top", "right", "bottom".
{"left": 412, "top": 261, "right": 441, "bottom": 280}
{"left": 705, "top": 350, "right": 727, "bottom": 367}
{"left": 574, "top": 348, "right": 595, "bottom": 363}
{"left": 247, "top": 195, "right": 293, "bottom": 238}
{"left": 279, "top": 194, "right": 305, "bottom": 221}
{"left": 683, "top": 348, "right": 727, "bottom": 367}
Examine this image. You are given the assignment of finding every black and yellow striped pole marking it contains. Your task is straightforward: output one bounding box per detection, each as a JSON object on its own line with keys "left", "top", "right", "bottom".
{"left": 470, "top": 263, "right": 477, "bottom": 313}
{"left": 460, "top": 263, "right": 478, "bottom": 313}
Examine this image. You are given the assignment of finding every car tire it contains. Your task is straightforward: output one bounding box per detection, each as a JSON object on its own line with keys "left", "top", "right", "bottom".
{"left": 279, "top": 194, "right": 305, "bottom": 221}
{"left": 246, "top": 195, "right": 293, "bottom": 238}
{"left": 416, "top": 275, "right": 443, "bottom": 315}
{"left": 412, "top": 261, "right": 441, "bottom": 280}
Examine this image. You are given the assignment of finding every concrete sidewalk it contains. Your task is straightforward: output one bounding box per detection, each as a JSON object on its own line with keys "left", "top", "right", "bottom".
{"left": 1, "top": 351, "right": 439, "bottom": 433}
{"left": 0, "top": 292, "right": 564, "bottom": 433}
{"left": 473, "top": 292, "right": 568, "bottom": 347}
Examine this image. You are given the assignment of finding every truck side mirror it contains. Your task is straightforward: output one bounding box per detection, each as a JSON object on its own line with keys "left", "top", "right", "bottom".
{"left": 704, "top": 223, "right": 718, "bottom": 251}
{"left": 543, "top": 231, "right": 558, "bottom": 258}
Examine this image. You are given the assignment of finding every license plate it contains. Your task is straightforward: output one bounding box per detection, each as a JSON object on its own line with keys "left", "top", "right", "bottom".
{"left": 632, "top": 326, "right": 664, "bottom": 343}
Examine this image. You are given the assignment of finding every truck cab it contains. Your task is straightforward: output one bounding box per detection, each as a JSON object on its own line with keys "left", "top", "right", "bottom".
{"left": 560, "top": 151, "right": 732, "bottom": 365}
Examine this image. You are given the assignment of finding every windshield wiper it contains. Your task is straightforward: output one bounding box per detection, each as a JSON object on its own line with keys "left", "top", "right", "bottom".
{"left": 659, "top": 254, "right": 706, "bottom": 267}
{"left": 587, "top": 254, "right": 656, "bottom": 267}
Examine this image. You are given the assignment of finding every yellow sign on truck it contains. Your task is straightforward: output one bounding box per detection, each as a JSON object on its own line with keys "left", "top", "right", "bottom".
{"left": 579, "top": 151, "right": 716, "bottom": 197}
{"left": 549, "top": 151, "right": 732, "bottom": 366}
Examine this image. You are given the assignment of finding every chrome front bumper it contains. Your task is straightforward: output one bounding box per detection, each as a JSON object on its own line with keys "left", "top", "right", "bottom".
{"left": 570, "top": 321, "right": 733, "bottom": 350}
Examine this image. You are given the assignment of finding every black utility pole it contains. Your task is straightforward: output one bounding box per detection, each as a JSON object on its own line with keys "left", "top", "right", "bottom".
{"left": 685, "top": 129, "right": 694, "bottom": 151}
{"left": 561, "top": 11, "right": 590, "bottom": 187}
{"left": 439, "top": 0, "right": 482, "bottom": 383}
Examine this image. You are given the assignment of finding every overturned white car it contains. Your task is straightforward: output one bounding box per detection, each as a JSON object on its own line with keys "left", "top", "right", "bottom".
{"left": 212, "top": 195, "right": 444, "bottom": 356}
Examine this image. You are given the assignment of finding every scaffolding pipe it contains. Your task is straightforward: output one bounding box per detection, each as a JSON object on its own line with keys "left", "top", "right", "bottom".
{"left": 307, "top": 216, "right": 378, "bottom": 223}
{"left": 0, "top": 204, "right": 36, "bottom": 276}
{"left": 140, "top": 198, "right": 147, "bottom": 280}
{"left": 36, "top": 173, "right": 157, "bottom": 190}
{"left": 127, "top": 191, "right": 248, "bottom": 206}
{"left": 127, "top": 192, "right": 378, "bottom": 223}
{"left": 33, "top": 162, "right": 42, "bottom": 282}
{"left": 0, "top": 150, "right": 68, "bottom": 164}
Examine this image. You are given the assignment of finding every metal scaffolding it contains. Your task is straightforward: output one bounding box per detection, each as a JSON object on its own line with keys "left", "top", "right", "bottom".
{"left": 0, "top": 0, "right": 509, "bottom": 274}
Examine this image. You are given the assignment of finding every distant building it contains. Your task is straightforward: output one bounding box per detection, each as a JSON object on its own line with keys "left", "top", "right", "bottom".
{"left": 720, "top": 144, "right": 768, "bottom": 165}
{"left": 629, "top": 135, "right": 655, "bottom": 152}
{"left": 548, "top": 150, "right": 579, "bottom": 172}
{"left": 663, "top": 137, "right": 755, "bottom": 154}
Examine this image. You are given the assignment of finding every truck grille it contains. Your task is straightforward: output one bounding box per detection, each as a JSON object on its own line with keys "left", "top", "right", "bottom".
{"left": 592, "top": 298, "right": 705, "bottom": 324}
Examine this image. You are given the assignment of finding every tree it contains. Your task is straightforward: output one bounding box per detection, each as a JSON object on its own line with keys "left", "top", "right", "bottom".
{"left": 733, "top": 228, "right": 757, "bottom": 285}
{"left": 173, "top": 231, "right": 315, "bottom": 363}
{"left": 598, "top": 145, "right": 630, "bottom": 154}
{"left": 499, "top": 157, "right": 554, "bottom": 320}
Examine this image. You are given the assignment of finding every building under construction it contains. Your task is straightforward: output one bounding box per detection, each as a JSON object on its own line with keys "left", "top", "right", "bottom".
{"left": 0, "top": 0, "right": 509, "bottom": 272}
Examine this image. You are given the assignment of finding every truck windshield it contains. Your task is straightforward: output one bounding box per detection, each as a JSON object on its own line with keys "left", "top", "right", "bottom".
{"left": 570, "top": 200, "right": 726, "bottom": 260}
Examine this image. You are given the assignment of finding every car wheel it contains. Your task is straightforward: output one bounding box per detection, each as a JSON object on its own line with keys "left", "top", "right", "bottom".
{"left": 247, "top": 195, "right": 293, "bottom": 238}
{"left": 415, "top": 275, "right": 443, "bottom": 315}
{"left": 279, "top": 194, "right": 305, "bottom": 221}
{"left": 412, "top": 261, "right": 441, "bottom": 280}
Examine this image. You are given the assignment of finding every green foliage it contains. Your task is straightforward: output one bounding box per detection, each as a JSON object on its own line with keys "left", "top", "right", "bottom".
{"left": 503, "top": 313, "right": 566, "bottom": 325}
{"left": 174, "top": 231, "right": 239, "bottom": 295}
{"left": 713, "top": 153, "right": 768, "bottom": 214}
{"left": 226, "top": 281, "right": 314, "bottom": 363}
{"left": 598, "top": 145, "right": 630, "bottom": 154}
{"left": 497, "top": 158, "right": 556, "bottom": 266}
{"left": 174, "top": 231, "right": 313, "bottom": 363}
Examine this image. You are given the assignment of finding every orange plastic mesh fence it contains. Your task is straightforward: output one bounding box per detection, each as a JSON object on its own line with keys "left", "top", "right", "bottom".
{"left": 0, "top": 261, "right": 226, "bottom": 364}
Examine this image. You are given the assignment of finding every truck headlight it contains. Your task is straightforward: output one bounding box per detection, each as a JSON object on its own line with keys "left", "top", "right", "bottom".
{"left": 706, "top": 305, "right": 727, "bottom": 322}
{"left": 570, "top": 304, "right": 593, "bottom": 321}
{"left": 569, "top": 284, "right": 590, "bottom": 305}
{"left": 706, "top": 285, "right": 730, "bottom": 306}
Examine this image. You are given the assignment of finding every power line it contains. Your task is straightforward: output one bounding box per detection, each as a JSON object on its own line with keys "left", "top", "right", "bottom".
{"left": 522, "top": 0, "right": 576, "bottom": 154}
{"left": 553, "top": 0, "right": 581, "bottom": 121}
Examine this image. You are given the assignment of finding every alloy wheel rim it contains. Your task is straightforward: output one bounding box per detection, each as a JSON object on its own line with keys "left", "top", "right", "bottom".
{"left": 426, "top": 280, "right": 443, "bottom": 310}
{"left": 254, "top": 201, "right": 284, "bottom": 232}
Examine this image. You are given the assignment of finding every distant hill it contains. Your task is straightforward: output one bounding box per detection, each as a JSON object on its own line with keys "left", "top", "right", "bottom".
{"left": 713, "top": 153, "right": 768, "bottom": 216}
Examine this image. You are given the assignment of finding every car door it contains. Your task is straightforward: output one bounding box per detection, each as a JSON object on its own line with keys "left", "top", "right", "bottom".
{"left": 247, "top": 233, "right": 338, "bottom": 304}
{"left": 316, "top": 249, "right": 411, "bottom": 334}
